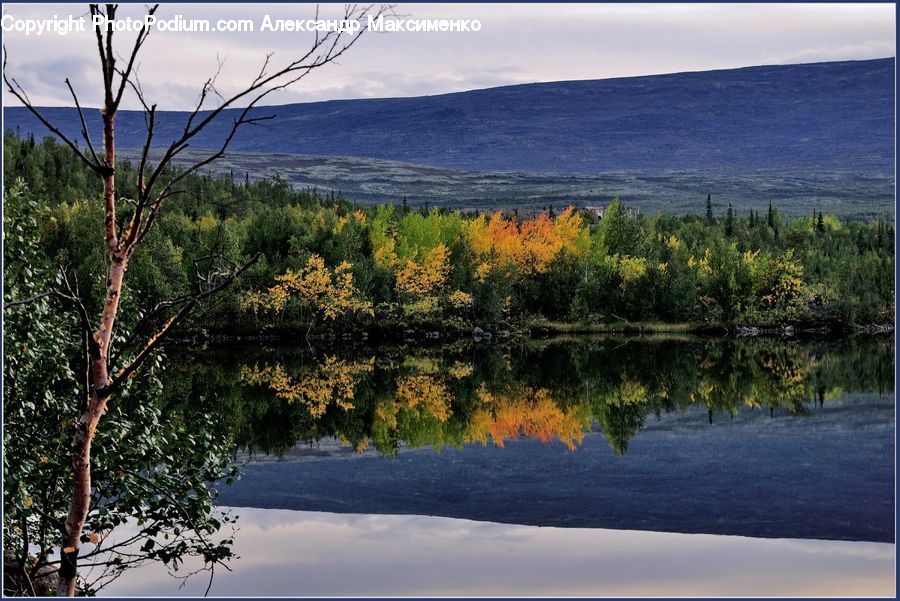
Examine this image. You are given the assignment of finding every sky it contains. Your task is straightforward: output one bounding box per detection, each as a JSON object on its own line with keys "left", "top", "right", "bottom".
{"left": 1, "top": 3, "right": 895, "bottom": 110}
{"left": 106, "top": 508, "right": 894, "bottom": 596}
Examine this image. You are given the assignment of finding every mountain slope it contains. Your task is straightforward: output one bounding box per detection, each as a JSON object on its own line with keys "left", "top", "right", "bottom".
{"left": 4, "top": 58, "right": 894, "bottom": 175}
{"left": 124, "top": 148, "right": 893, "bottom": 218}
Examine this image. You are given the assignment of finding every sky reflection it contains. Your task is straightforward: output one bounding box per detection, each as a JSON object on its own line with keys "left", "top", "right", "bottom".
{"left": 101, "top": 507, "right": 895, "bottom": 597}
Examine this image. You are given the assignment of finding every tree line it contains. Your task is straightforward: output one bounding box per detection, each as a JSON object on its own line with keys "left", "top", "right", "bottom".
{"left": 6, "top": 132, "right": 893, "bottom": 337}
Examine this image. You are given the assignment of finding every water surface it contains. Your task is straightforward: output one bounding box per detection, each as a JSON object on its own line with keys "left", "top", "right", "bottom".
{"left": 102, "top": 507, "right": 895, "bottom": 597}
{"left": 112, "top": 335, "right": 895, "bottom": 595}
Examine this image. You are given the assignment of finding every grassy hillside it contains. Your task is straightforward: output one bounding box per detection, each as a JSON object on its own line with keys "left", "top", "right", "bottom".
{"left": 5, "top": 59, "right": 894, "bottom": 176}
{"left": 124, "top": 148, "right": 893, "bottom": 219}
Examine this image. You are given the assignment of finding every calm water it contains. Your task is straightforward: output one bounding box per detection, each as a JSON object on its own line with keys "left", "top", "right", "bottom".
{"left": 104, "top": 508, "right": 894, "bottom": 597}
{"left": 106, "top": 336, "right": 896, "bottom": 595}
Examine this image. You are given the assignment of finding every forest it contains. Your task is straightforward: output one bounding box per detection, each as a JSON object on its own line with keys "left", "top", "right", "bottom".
{"left": 3, "top": 130, "right": 895, "bottom": 594}
{"left": 4, "top": 131, "right": 895, "bottom": 340}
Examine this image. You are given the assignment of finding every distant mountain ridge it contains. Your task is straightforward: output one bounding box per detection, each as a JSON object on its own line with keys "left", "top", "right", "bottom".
{"left": 4, "top": 58, "right": 895, "bottom": 175}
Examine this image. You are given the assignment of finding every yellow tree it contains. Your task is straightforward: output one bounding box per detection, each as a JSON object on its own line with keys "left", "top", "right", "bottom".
{"left": 394, "top": 243, "right": 451, "bottom": 316}
{"left": 467, "top": 385, "right": 591, "bottom": 451}
{"left": 465, "top": 206, "right": 589, "bottom": 279}
{"left": 243, "top": 254, "right": 373, "bottom": 337}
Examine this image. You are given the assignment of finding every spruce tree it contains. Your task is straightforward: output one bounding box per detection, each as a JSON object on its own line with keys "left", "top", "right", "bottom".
{"left": 725, "top": 203, "right": 734, "bottom": 237}
{"left": 706, "top": 194, "right": 714, "bottom": 225}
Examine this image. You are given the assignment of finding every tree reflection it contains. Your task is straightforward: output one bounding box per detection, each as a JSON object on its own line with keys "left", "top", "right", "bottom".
{"left": 469, "top": 385, "right": 591, "bottom": 451}
{"left": 240, "top": 357, "right": 374, "bottom": 417}
{"left": 217, "top": 336, "right": 893, "bottom": 458}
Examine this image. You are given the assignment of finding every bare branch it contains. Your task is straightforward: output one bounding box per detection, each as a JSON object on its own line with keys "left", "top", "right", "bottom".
{"left": 3, "top": 291, "right": 55, "bottom": 309}
{"left": 64, "top": 78, "right": 104, "bottom": 168}
{"left": 103, "top": 4, "right": 117, "bottom": 107}
{"left": 107, "top": 253, "right": 261, "bottom": 391}
{"left": 137, "top": 4, "right": 389, "bottom": 217}
{"left": 109, "top": 248, "right": 238, "bottom": 367}
{"left": 115, "top": 72, "right": 157, "bottom": 250}
{"left": 89, "top": 5, "right": 110, "bottom": 93}
{"left": 2, "top": 48, "right": 108, "bottom": 175}
{"left": 112, "top": 4, "right": 159, "bottom": 110}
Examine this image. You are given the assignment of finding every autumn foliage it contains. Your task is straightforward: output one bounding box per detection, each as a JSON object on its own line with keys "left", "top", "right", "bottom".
{"left": 465, "top": 206, "right": 590, "bottom": 279}
{"left": 240, "top": 356, "right": 375, "bottom": 417}
{"left": 242, "top": 254, "right": 373, "bottom": 324}
{"left": 469, "top": 385, "right": 590, "bottom": 451}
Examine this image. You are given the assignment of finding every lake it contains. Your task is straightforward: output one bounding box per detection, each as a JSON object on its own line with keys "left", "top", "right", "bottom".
{"left": 99, "top": 335, "right": 895, "bottom": 596}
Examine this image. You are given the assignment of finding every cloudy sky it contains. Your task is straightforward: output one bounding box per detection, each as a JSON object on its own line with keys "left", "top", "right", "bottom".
{"left": 2, "top": 3, "right": 895, "bottom": 110}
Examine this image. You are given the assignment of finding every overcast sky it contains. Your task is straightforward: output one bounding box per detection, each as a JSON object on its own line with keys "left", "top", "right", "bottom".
{"left": 2, "top": 3, "right": 895, "bottom": 110}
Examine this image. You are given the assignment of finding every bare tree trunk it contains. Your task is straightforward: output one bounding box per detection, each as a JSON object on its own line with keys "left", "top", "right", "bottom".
{"left": 57, "top": 391, "right": 106, "bottom": 596}
{"left": 57, "top": 107, "right": 123, "bottom": 597}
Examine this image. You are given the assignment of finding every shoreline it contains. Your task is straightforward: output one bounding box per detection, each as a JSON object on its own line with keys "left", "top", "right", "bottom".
{"left": 172, "top": 320, "right": 895, "bottom": 347}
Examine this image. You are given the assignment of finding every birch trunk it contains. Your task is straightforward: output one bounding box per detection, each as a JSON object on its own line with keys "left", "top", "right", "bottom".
{"left": 56, "top": 108, "right": 123, "bottom": 597}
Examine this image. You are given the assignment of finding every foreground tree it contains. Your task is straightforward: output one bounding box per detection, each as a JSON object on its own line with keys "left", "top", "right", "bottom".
{"left": 4, "top": 180, "right": 241, "bottom": 596}
{"left": 3, "top": 3, "right": 386, "bottom": 595}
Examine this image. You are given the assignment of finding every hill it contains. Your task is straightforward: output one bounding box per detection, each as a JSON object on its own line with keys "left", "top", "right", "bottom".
{"left": 4, "top": 58, "right": 894, "bottom": 176}
{"left": 121, "top": 148, "right": 893, "bottom": 219}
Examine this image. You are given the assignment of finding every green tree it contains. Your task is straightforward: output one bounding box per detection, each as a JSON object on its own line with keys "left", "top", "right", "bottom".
{"left": 3, "top": 3, "right": 386, "bottom": 594}
{"left": 596, "top": 199, "right": 644, "bottom": 256}
{"left": 4, "top": 182, "right": 237, "bottom": 596}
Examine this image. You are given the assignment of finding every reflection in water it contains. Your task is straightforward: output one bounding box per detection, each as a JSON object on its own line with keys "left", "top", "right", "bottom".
{"left": 240, "top": 356, "right": 375, "bottom": 418}
{"left": 178, "top": 336, "right": 896, "bottom": 457}
{"left": 102, "top": 507, "right": 895, "bottom": 597}
{"left": 98, "top": 336, "right": 893, "bottom": 595}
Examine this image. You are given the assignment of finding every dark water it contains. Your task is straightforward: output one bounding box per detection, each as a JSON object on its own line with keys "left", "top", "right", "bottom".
{"left": 96, "top": 335, "right": 896, "bottom": 596}
{"left": 166, "top": 335, "right": 895, "bottom": 543}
